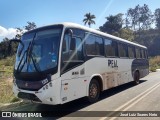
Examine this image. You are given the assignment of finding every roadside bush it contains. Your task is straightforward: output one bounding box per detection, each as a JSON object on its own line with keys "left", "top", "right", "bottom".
{"left": 11, "top": 97, "right": 20, "bottom": 103}
{"left": 149, "top": 56, "right": 160, "bottom": 72}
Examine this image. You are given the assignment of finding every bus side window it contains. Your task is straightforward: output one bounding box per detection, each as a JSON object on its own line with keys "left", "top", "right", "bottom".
{"left": 118, "top": 43, "right": 128, "bottom": 57}
{"left": 128, "top": 46, "right": 135, "bottom": 58}
{"left": 141, "top": 49, "right": 145, "bottom": 58}
{"left": 85, "top": 34, "right": 103, "bottom": 56}
{"left": 74, "top": 37, "right": 83, "bottom": 60}
{"left": 144, "top": 50, "right": 148, "bottom": 59}
{"left": 62, "top": 34, "right": 83, "bottom": 61}
{"left": 85, "top": 34, "right": 96, "bottom": 55}
{"left": 95, "top": 36, "right": 104, "bottom": 56}
{"left": 61, "top": 32, "right": 84, "bottom": 73}
{"left": 62, "top": 34, "right": 70, "bottom": 61}
{"left": 135, "top": 48, "right": 141, "bottom": 58}
{"left": 104, "top": 39, "right": 118, "bottom": 57}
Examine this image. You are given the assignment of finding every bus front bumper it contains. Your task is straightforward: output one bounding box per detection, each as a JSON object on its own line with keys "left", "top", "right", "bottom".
{"left": 13, "top": 79, "right": 61, "bottom": 105}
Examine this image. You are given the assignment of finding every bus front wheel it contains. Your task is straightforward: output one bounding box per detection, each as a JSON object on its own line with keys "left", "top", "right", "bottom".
{"left": 87, "top": 79, "right": 100, "bottom": 103}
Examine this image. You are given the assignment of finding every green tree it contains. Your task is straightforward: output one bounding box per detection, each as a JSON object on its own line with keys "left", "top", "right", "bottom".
{"left": 124, "top": 16, "right": 131, "bottom": 29}
{"left": 155, "top": 8, "right": 160, "bottom": 29}
{"left": 25, "top": 21, "right": 36, "bottom": 31}
{"left": 127, "top": 4, "right": 153, "bottom": 31}
{"left": 15, "top": 22, "right": 37, "bottom": 40}
{"left": 0, "top": 38, "right": 10, "bottom": 58}
{"left": 83, "top": 13, "right": 96, "bottom": 28}
{"left": 113, "top": 28, "right": 134, "bottom": 41}
{"left": 139, "top": 4, "right": 153, "bottom": 30}
{"left": 15, "top": 28, "right": 24, "bottom": 39}
{"left": 126, "top": 5, "right": 140, "bottom": 30}
{"left": 0, "top": 21, "right": 37, "bottom": 58}
{"left": 99, "top": 13, "right": 123, "bottom": 34}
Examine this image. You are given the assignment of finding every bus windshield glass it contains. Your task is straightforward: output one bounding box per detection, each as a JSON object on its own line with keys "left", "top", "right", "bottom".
{"left": 15, "top": 28, "right": 62, "bottom": 72}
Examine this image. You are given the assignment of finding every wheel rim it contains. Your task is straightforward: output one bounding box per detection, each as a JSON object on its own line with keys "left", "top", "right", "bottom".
{"left": 89, "top": 83, "right": 98, "bottom": 98}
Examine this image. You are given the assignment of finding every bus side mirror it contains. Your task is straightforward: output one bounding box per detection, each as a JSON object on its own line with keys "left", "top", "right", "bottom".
{"left": 62, "top": 39, "right": 66, "bottom": 52}
{"left": 8, "top": 39, "right": 24, "bottom": 56}
{"left": 65, "top": 29, "right": 73, "bottom": 38}
{"left": 70, "top": 38, "right": 76, "bottom": 50}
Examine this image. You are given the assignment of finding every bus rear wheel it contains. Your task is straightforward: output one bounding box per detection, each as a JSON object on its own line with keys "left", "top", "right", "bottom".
{"left": 87, "top": 79, "right": 100, "bottom": 103}
{"left": 134, "top": 71, "right": 140, "bottom": 85}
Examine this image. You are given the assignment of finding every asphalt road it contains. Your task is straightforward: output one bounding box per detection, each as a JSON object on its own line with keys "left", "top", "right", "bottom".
{"left": 2, "top": 72, "right": 160, "bottom": 120}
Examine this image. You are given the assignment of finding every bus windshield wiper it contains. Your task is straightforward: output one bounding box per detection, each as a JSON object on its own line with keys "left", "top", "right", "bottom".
{"left": 30, "top": 54, "right": 41, "bottom": 72}
{"left": 16, "top": 41, "right": 32, "bottom": 73}
{"left": 26, "top": 39, "right": 42, "bottom": 73}
{"left": 16, "top": 39, "right": 42, "bottom": 73}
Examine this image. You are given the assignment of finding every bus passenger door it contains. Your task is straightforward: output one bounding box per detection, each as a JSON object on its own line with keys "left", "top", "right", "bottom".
{"left": 60, "top": 33, "right": 86, "bottom": 103}
{"left": 61, "top": 67, "right": 86, "bottom": 103}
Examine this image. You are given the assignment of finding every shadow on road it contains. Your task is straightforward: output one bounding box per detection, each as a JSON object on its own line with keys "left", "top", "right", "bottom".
{"left": 4, "top": 80, "right": 147, "bottom": 120}
{"left": 28, "top": 80, "right": 147, "bottom": 119}
{"left": 100, "top": 80, "right": 147, "bottom": 99}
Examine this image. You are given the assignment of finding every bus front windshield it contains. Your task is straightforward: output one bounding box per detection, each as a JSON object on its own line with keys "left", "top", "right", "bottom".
{"left": 15, "top": 28, "right": 62, "bottom": 73}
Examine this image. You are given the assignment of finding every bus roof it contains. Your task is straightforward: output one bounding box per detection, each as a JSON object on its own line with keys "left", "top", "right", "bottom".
{"left": 27, "top": 22, "right": 147, "bottom": 49}
{"left": 61, "top": 22, "right": 146, "bottom": 49}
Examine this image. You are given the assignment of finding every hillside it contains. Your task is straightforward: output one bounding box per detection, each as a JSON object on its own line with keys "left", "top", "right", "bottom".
{"left": 134, "top": 29, "right": 160, "bottom": 57}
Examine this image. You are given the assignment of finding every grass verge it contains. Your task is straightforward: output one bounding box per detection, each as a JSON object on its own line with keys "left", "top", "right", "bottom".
{"left": 0, "top": 56, "right": 21, "bottom": 103}
{"left": 149, "top": 56, "right": 160, "bottom": 72}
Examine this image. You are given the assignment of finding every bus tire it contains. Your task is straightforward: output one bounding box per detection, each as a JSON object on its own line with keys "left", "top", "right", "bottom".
{"left": 134, "top": 71, "right": 140, "bottom": 85}
{"left": 87, "top": 79, "right": 100, "bottom": 103}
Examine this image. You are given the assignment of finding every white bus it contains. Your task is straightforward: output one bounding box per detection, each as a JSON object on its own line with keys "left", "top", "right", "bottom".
{"left": 11, "top": 22, "right": 149, "bottom": 105}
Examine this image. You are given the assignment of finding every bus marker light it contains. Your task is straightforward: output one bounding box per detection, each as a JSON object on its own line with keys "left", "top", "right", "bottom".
{"left": 49, "top": 82, "right": 52, "bottom": 87}
{"left": 64, "top": 83, "right": 68, "bottom": 85}
{"left": 64, "top": 87, "right": 68, "bottom": 90}
{"left": 50, "top": 98, "right": 53, "bottom": 101}
{"left": 62, "top": 97, "right": 67, "bottom": 101}
{"left": 42, "top": 79, "right": 48, "bottom": 85}
{"left": 46, "top": 85, "right": 48, "bottom": 89}
{"left": 35, "top": 91, "right": 42, "bottom": 93}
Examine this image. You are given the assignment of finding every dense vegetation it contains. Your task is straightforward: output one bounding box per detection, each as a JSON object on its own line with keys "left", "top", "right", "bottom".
{"left": 1, "top": 4, "right": 160, "bottom": 58}
{"left": 149, "top": 56, "right": 160, "bottom": 72}
{"left": 83, "top": 5, "right": 160, "bottom": 57}
{"left": 0, "top": 22, "right": 36, "bottom": 103}
{"left": 98, "top": 4, "right": 160, "bottom": 57}
{"left": 0, "top": 56, "right": 20, "bottom": 103}
{"left": 0, "top": 22, "right": 36, "bottom": 59}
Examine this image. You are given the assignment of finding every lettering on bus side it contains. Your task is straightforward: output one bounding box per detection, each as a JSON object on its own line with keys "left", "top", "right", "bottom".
{"left": 108, "top": 59, "right": 118, "bottom": 68}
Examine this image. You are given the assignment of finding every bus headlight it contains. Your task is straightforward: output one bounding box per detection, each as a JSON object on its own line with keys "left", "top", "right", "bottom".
{"left": 42, "top": 79, "right": 48, "bottom": 85}
{"left": 46, "top": 85, "right": 48, "bottom": 89}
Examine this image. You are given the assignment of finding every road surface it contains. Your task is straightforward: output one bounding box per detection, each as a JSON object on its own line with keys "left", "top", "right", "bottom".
{"left": 2, "top": 72, "right": 160, "bottom": 120}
